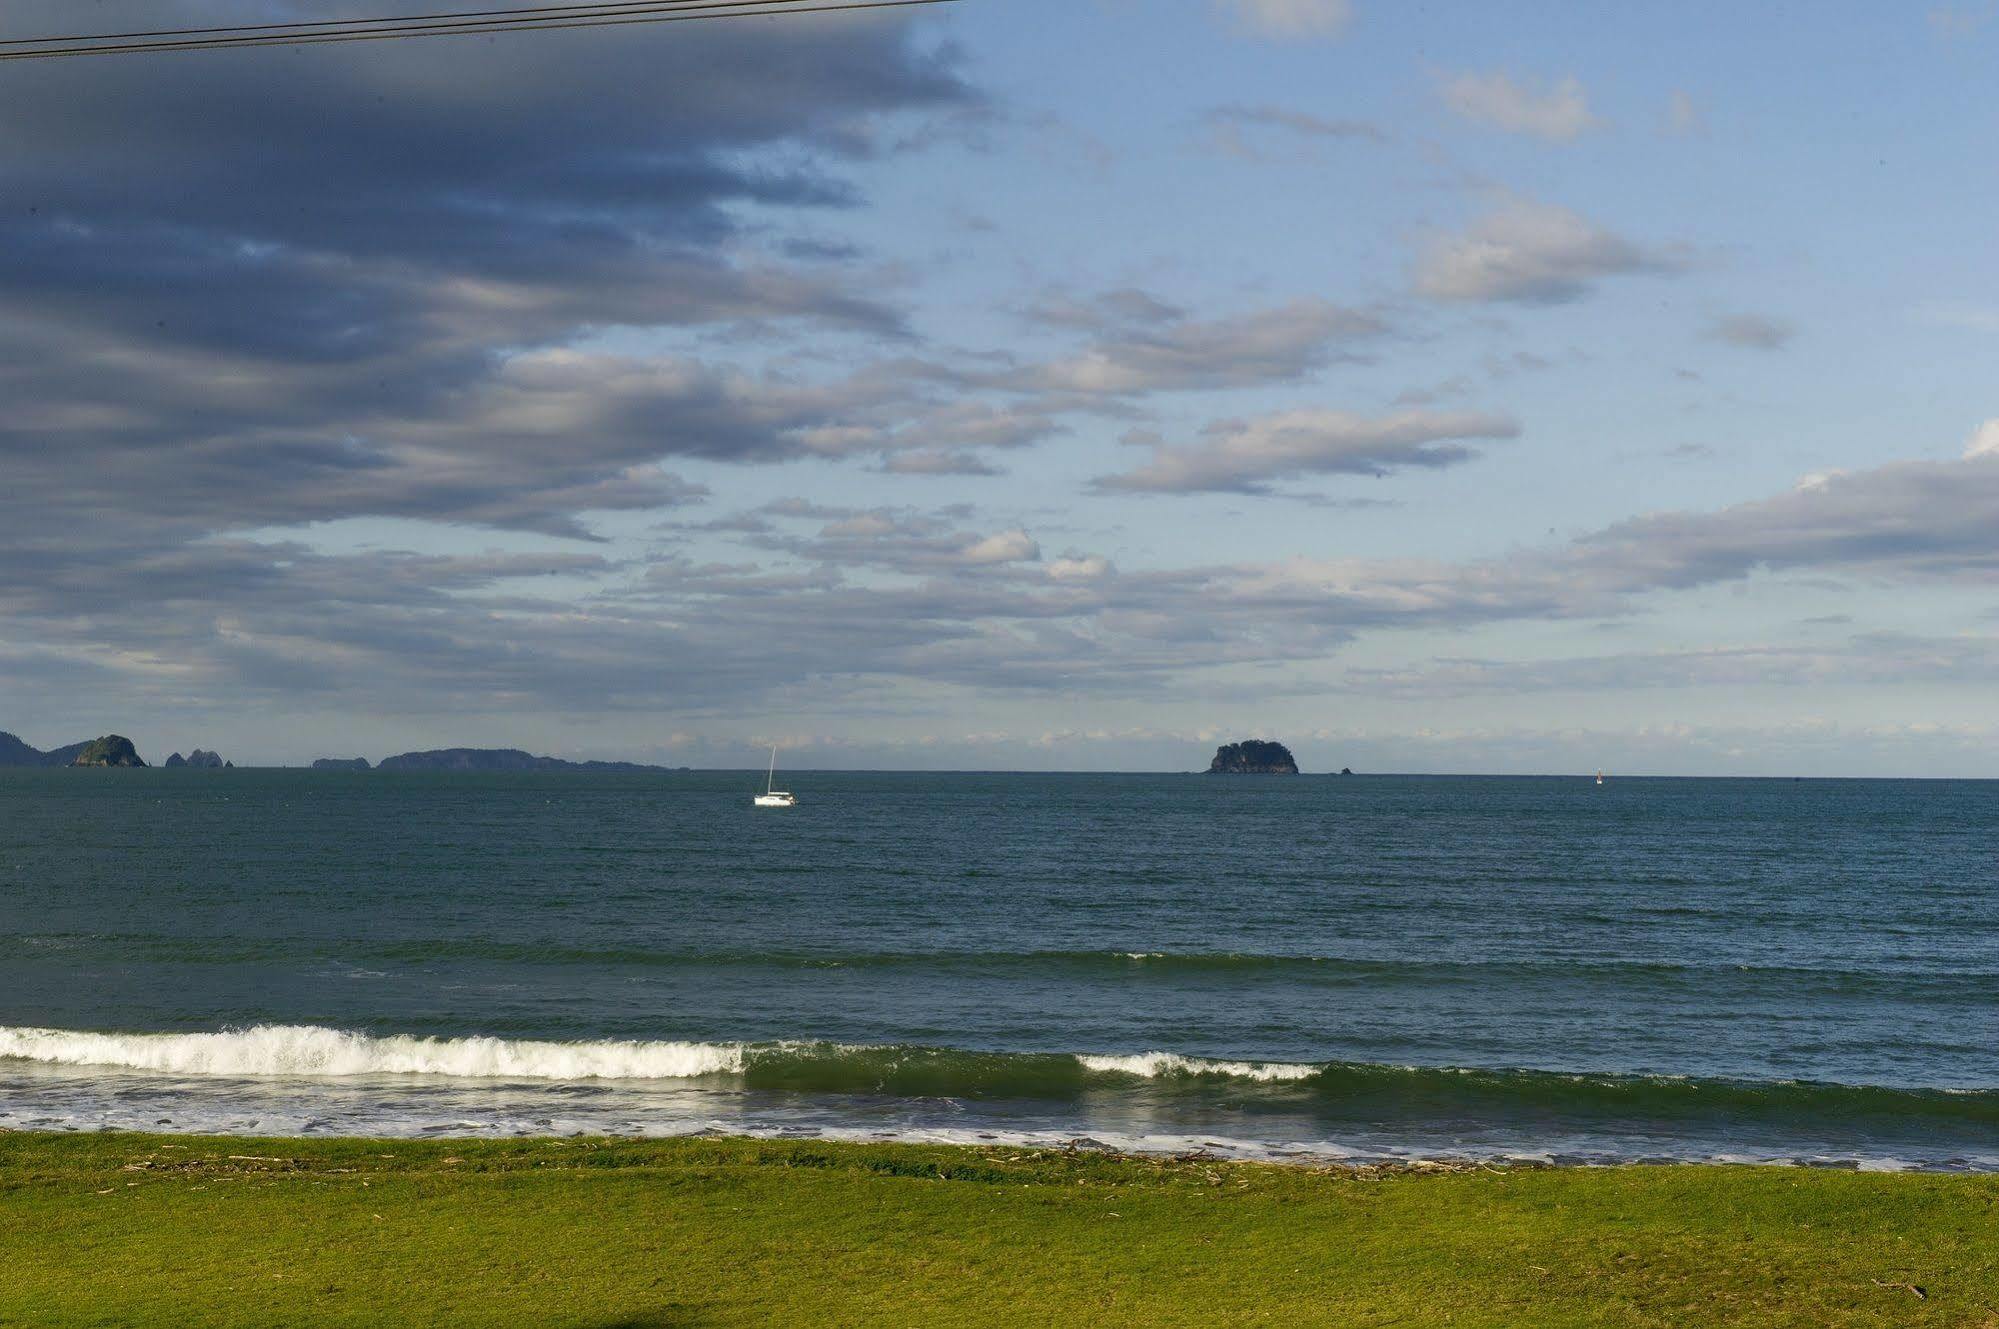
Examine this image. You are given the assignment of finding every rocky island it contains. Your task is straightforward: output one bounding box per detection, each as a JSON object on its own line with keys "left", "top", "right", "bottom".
{"left": 68, "top": 735, "right": 147, "bottom": 767}
{"left": 3, "top": 730, "right": 236, "bottom": 768}
{"left": 1206, "top": 740, "right": 1299, "bottom": 775}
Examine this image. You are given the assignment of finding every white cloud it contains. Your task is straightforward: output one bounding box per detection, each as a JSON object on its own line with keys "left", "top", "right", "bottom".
{"left": 1095, "top": 408, "right": 1519, "bottom": 494}
{"left": 1966, "top": 419, "right": 1999, "bottom": 459}
{"left": 1414, "top": 197, "right": 1675, "bottom": 304}
{"left": 959, "top": 530, "right": 1041, "bottom": 565}
{"left": 1048, "top": 555, "right": 1113, "bottom": 582}
{"left": 1439, "top": 71, "right": 1598, "bottom": 141}
{"left": 1013, "top": 298, "right": 1385, "bottom": 394}
{"left": 1216, "top": 0, "right": 1353, "bottom": 39}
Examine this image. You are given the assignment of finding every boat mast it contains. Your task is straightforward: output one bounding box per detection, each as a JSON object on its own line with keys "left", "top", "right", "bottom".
{"left": 767, "top": 744, "right": 778, "bottom": 794}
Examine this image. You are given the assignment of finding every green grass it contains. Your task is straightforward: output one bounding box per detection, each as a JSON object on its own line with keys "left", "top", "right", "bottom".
{"left": 4, "top": 1132, "right": 1997, "bottom": 1327}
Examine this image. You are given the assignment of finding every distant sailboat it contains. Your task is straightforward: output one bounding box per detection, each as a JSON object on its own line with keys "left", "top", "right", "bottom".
{"left": 754, "top": 745, "right": 796, "bottom": 807}
{"left": 1595, "top": 769, "right": 1606, "bottom": 786}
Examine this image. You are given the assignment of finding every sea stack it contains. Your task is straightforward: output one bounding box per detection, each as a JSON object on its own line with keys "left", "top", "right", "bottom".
{"left": 69, "top": 735, "right": 146, "bottom": 767}
{"left": 1206, "top": 740, "right": 1299, "bottom": 775}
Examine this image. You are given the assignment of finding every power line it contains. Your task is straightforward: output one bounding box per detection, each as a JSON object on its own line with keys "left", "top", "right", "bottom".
{"left": 0, "top": 0, "right": 954, "bottom": 61}
{"left": 0, "top": 0, "right": 842, "bottom": 46}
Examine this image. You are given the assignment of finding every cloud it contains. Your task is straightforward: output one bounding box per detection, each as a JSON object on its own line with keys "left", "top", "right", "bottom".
{"left": 1202, "top": 104, "right": 1386, "bottom": 159}
{"left": 878, "top": 450, "right": 1002, "bottom": 476}
{"left": 731, "top": 505, "right": 1045, "bottom": 575}
{"left": 11, "top": 431, "right": 1999, "bottom": 742}
{"left": 1666, "top": 89, "right": 1706, "bottom": 136}
{"left": 1340, "top": 635, "right": 1999, "bottom": 699}
{"left": 1024, "top": 287, "right": 1185, "bottom": 331}
{"left": 960, "top": 530, "right": 1042, "bottom": 565}
{"left": 1705, "top": 314, "right": 1796, "bottom": 350}
{"left": 1012, "top": 299, "right": 1387, "bottom": 394}
{"left": 1215, "top": 0, "right": 1354, "bottom": 39}
{"left": 1967, "top": 420, "right": 1999, "bottom": 459}
{"left": 1095, "top": 409, "right": 1520, "bottom": 494}
{"left": 1047, "top": 555, "right": 1114, "bottom": 582}
{"left": 1414, "top": 198, "right": 1678, "bottom": 304}
{"left": 1570, "top": 453, "right": 1999, "bottom": 591}
{"left": 1929, "top": 4, "right": 1996, "bottom": 38}
{"left": 1194, "top": 440, "right": 1999, "bottom": 640}
{"left": 1438, "top": 72, "right": 1598, "bottom": 141}
{"left": 0, "top": 2, "right": 973, "bottom": 541}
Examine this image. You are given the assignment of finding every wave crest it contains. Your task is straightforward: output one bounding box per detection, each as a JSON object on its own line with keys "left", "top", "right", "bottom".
{"left": 0, "top": 1025, "right": 745, "bottom": 1080}
{"left": 1077, "top": 1052, "right": 1319, "bottom": 1082}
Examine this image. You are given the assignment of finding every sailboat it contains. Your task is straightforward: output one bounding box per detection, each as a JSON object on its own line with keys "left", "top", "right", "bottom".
{"left": 754, "top": 744, "right": 796, "bottom": 807}
{"left": 1595, "top": 769, "right": 1606, "bottom": 786}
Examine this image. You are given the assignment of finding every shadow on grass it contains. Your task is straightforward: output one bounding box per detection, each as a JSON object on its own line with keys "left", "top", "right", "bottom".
{"left": 592, "top": 1309, "right": 711, "bottom": 1328}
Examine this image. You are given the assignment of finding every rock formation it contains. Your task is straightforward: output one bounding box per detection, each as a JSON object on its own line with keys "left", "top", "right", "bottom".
{"left": 69, "top": 735, "right": 146, "bottom": 767}
{"left": 1206, "top": 740, "right": 1299, "bottom": 775}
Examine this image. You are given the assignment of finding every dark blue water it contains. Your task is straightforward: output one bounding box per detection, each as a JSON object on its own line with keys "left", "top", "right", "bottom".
{"left": 2, "top": 770, "right": 1994, "bottom": 1167}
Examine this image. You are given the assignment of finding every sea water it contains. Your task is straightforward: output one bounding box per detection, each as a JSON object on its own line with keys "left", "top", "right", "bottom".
{"left": 2, "top": 769, "right": 1994, "bottom": 1168}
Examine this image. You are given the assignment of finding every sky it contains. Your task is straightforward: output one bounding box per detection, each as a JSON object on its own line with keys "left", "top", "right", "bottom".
{"left": 2, "top": 0, "right": 1998, "bottom": 774}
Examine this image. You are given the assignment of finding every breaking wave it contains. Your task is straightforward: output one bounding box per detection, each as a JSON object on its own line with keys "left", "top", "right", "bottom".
{"left": 3, "top": 1024, "right": 1995, "bottom": 1144}
{"left": 0, "top": 1025, "right": 746, "bottom": 1080}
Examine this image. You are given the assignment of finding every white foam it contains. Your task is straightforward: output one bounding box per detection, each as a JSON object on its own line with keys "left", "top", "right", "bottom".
{"left": 0, "top": 1025, "right": 746, "bottom": 1081}
{"left": 1077, "top": 1051, "right": 1320, "bottom": 1082}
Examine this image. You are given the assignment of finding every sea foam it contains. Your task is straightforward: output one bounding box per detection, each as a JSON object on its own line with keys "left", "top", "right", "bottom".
{"left": 1076, "top": 1051, "right": 1320, "bottom": 1082}
{"left": 0, "top": 1025, "right": 745, "bottom": 1080}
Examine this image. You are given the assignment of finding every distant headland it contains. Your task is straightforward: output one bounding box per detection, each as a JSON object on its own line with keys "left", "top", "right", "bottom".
{"left": 1206, "top": 740, "right": 1300, "bottom": 775}
{"left": 1, "top": 731, "right": 156, "bottom": 768}
{"left": 369, "top": 748, "right": 675, "bottom": 773}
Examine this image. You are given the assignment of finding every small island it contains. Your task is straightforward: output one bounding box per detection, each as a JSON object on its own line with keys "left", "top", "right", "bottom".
{"left": 312, "top": 757, "right": 372, "bottom": 771}
{"left": 1206, "top": 739, "right": 1299, "bottom": 775}
{"left": 69, "top": 735, "right": 146, "bottom": 768}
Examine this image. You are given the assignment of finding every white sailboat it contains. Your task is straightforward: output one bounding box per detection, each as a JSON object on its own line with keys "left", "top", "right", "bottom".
{"left": 754, "top": 744, "right": 796, "bottom": 807}
{"left": 1595, "top": 769, "right": 1606, "bottom": 786}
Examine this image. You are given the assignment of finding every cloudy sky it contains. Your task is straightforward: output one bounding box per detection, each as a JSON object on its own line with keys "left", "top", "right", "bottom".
{"left": 3, "top": 0, "right": 1997, "bottom": 773}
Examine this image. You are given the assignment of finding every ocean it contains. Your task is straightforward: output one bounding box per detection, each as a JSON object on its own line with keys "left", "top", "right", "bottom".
{"left": 2, "top": 769, "right": 1994, "bottom": 1169}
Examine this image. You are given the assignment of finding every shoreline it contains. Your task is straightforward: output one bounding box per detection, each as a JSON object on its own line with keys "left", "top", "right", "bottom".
{"left": 5, "top": 1117, "right": 1989, "bottom": 1175}
{"left": 7, "top": 1023, "right": 1994, "bottom": 1174}
{"left": 7, "top": 1130, "right": 1997, "bottom": 1325}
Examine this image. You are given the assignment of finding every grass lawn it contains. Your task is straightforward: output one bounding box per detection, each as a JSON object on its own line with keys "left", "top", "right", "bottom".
{"left": 3, "top": 1132, "right": 1996, "bottom": 1327}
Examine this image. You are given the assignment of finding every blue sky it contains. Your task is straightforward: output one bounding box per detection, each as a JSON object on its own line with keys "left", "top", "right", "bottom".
{"left": 2, "top": 0, "right": 1997, "bottom": 772}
